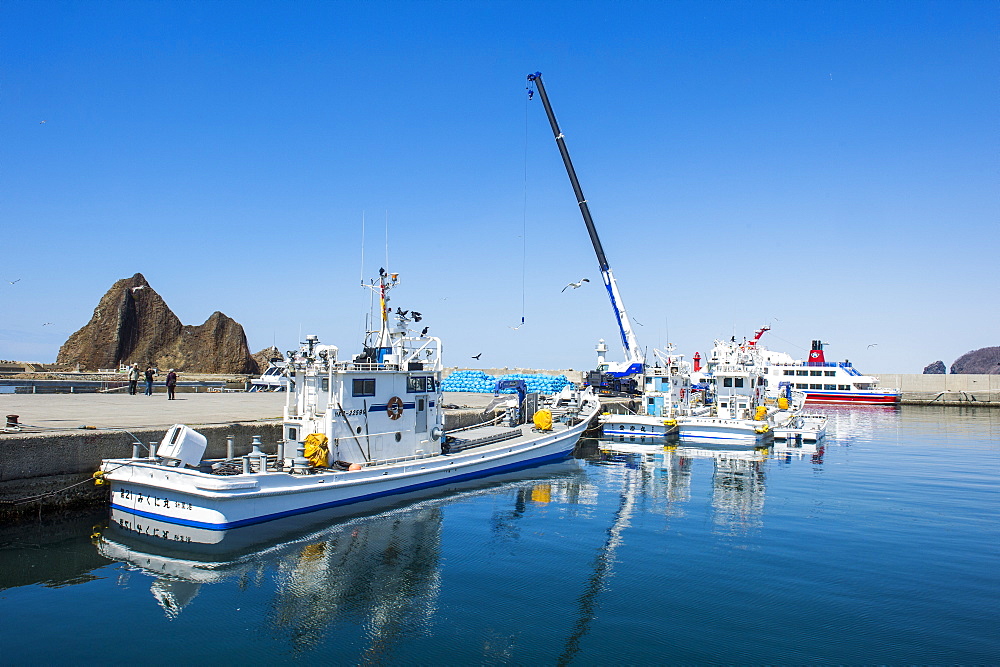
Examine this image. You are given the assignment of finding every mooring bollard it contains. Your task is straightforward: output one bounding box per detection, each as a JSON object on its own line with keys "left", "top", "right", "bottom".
{"left": 250, "top": 435, "right": 265, "bottom": 473}
{"left": 5, "top": 415, "right": 19, "bottom": 428}
{"left": 226, "top": 434, "right": 235, "bottom": 460}
{"left": 132, "top": 443, "right": 141, "bottom": 459}
{"left": 149, "top": 442, "right": 157, "bottom": 459}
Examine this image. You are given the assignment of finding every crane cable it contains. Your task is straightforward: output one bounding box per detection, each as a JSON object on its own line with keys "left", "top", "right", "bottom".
{"left": 516, "top": 82, "right": 531, "bottom": 330}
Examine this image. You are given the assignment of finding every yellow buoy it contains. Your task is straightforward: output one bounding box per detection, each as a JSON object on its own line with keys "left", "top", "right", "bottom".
{"left": 755, "top": 406, "right": 768, "bottom": 421}
{"left": 533, "top": 409, "right": 553, "bottom": 431}
{"left": 777, "top": 396, "right": 789, "bottom": 410}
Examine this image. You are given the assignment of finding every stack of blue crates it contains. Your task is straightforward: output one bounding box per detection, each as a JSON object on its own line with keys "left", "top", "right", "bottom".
{"left": 441, "top": 370, "right": 572, "bottom": 394}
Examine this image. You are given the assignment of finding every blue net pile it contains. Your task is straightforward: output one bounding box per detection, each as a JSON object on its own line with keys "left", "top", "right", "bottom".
{"left": 441, "top": 370, "right": 573, "bottom": 394}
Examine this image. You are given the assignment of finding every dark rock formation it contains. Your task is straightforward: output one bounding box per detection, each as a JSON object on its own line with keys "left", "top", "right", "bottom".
{"left": 923, "top": 361, "right": 946, "bottom": 374}
{"left": 57, "top": 273, "right": 259, "bottom": 374}
{"left": 950, "top": 347, "right": 1000, "bottom": 375}
{"left": 252, "top": 346, "right": 283, "bottom": 373}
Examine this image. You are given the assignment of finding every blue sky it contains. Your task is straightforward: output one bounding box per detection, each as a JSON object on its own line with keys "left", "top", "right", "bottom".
{"left": 2, "top": 0, "right": 997, "bottom": 373}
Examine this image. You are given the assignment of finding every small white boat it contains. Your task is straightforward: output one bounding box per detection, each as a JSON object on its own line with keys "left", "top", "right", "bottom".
{"left": 770, "top": 411, "right": 828, "bottom": 443}
{"left": 599, "top": 351, "right": 696, "bottom": 441}
{"left": 248, "top": 360, "right": 288, "bottom": 392}
{"left": 98, "top": 271, "right": 600, "bottom": 531}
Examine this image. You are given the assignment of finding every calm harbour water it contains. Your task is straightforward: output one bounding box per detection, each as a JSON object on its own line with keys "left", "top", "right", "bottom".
{"left": 2, "top": 405, "right": 998, "bottom": 664}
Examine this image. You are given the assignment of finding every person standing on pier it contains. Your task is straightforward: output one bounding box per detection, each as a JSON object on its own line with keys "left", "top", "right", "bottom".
{"left": 166, "top": 369, "right": 177, "bottom": 400}
{"left": 127, "top": 364, "right": 139, "bottom": 395}
{"left": 144, "top": 365, "right": 155, "bottom": 396}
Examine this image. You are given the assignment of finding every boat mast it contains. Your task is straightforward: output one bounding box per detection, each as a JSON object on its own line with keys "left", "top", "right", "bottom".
{"left": 526, "top": 72, "right": 643, "bottom": 375}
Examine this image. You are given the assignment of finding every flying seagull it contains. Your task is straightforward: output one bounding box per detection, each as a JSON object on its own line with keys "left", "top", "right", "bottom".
{"left": 562, "top": 278, "right": 590, "bottom": 292}
{"left": 8, "top": 278, "right": 20, "bottom": 285}
{"left": 411, "top": 311, "right": 422, "bottom": 322}
{"left": 471, "top": 353, "right": 482, "bottom": 360}
{"left": 131, "top": 285, "right": 146, "bottom": 292}
{"left": 867, "top": 344, "right": 878, "bottom": 349}
{"left": 39, "top": 120, "right": 47, "bottom": 124}
{"left": 42, "top": 322, "right": 53, "bottom": 326}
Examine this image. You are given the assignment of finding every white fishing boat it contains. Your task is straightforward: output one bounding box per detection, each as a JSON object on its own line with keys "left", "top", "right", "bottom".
{"left": 248, "top": 360, "right": 288, "bottom": 392}
{"left": 599, "top": 349, "right": 775, "bottom": 446}
{"left": 98, "top": 271, "right": 600, "bottom": 531}
{"left": 599, "top": 348, "right": 708, "bottom": 441}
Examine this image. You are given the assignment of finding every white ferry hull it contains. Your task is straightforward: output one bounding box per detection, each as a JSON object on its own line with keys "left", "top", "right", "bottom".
{"left": 103, "top": 420, "right": 589, "bottom": 531}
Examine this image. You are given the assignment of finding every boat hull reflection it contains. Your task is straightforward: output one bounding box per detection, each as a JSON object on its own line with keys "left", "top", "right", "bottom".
{"left": 100, "top": 460, "right": 585, "bottom": 565}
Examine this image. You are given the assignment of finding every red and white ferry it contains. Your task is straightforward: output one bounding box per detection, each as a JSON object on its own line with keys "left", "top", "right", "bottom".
{"left": 695, "top": 327, "right": 900, "bottom": 405}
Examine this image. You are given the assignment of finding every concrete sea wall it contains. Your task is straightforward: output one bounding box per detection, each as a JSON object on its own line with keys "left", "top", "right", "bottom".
{"left": 873, "top": 373, "right": 1000, "bottom": 406}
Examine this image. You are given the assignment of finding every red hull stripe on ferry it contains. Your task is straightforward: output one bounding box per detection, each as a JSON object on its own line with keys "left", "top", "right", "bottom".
{"left": 804, "top": 391, "right": 900, "bottom": 404}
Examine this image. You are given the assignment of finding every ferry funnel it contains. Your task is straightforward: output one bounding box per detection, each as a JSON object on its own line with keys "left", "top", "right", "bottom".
{"left": 808, "top": 340, "right": 827, "bottom": 365}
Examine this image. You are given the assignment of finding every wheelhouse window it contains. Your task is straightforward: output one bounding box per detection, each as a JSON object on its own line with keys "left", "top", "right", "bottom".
{"left": 824, "top": 384, "right": 837, "bottom": 390}
{"left": 838, "top": 385, "right": 851, "bottom": 390}
{"left": 734, "top": 378, "right": 744, "bottom": 388}
{"left": 723, "top": 378, "right": 733, "bottom": 387}
{"left": 796, "top": 370, "right": 808, "bottom": 376}
{"left": 783, "top": 370, "right": 794, "bottom": 376}
{"left": 824, "top": 371, "right": 836, "bottom": 377}
{"left": 352, "top": 378, "right": 376, "bottom": 397}
{"left": 407, "top": 376, "right": 436, "bottom": 392}
{"left": 810, "top": 370, "right": 822, "bottom": 376}
{"left": 796, "top": 383, "right": 807, "bottom": 389}
{"left": 810, "top": 384, "right": 822, "bottom": 389}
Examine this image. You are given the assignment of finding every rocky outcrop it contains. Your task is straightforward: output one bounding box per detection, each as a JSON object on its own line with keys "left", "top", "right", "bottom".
{"left": 252, "top": 346, "right": 283, "bottom": 373}
{"left": 57, "top": 273, "right": 259, "bottom": 374}
{"left": 923, "top": 361, "right": 946, "bottom": 374}
{"left": 950, "top": 347, "right": 1000, "bottom": 375}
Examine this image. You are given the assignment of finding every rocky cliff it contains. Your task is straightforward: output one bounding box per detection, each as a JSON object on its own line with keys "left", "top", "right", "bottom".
{"left": 252, "top": 346, "right": 283, "bottom": 372}
{"left": 923, "top": 360, "right": 946, "bottom": 374}
{"left": 56, "top": 273, "right": 259, "bottom": 374}
{"left": 950, "top": 347, "right": 1000, "bottom": 375}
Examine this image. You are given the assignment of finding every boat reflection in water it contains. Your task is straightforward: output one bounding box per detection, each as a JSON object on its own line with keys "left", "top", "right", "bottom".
{"left": 97, "top": 461, "right": 587, "bottom": 630}
{"left": 595, "top": 440, "right": 794, "bottom": 535}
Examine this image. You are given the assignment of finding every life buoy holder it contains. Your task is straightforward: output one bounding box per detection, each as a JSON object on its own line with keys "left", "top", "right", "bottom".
{"left": 386, "top": 396, "right": 404, "bottom": 420}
